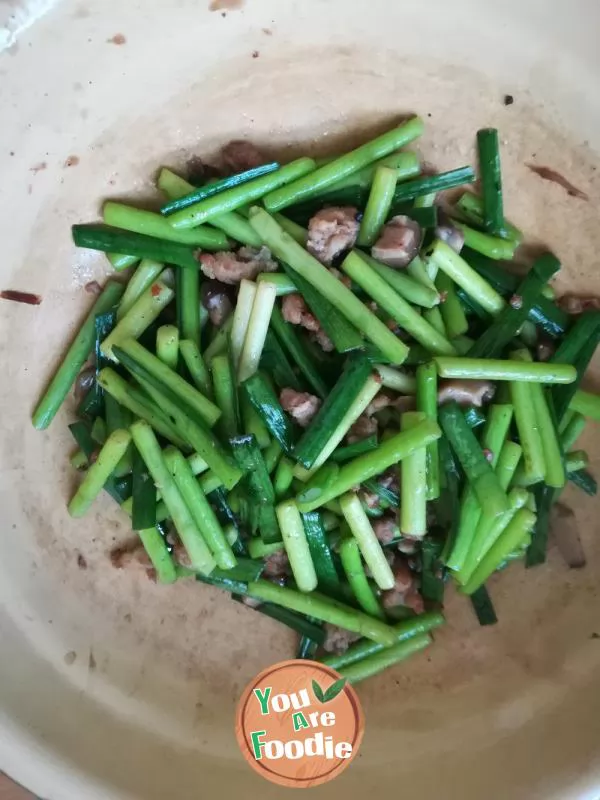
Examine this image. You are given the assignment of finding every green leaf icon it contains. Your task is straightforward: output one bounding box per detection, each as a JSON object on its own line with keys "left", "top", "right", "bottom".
{"left": 312, "top": 679, "right": 326, "bottom": 703}
{"left": 323, "top": 677, "right": 347, "bottom": 703}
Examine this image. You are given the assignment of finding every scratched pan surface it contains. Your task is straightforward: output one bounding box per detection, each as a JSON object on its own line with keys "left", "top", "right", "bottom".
{"left": 1, "top": 1, "right": 600, "bottom": 798}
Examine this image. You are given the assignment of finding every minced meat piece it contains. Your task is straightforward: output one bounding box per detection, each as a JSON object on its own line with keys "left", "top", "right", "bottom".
{"left": 280, "top": 388, "right": 321, "bottom": 428}
{"left": 198, "top": 246, "right": 277, "bottom": 285}
{"left": 307, "top": 207, "right": 359, "bottom": 265}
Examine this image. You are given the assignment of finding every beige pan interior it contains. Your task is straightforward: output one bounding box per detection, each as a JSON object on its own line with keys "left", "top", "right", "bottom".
{"left": 1, "top": 0, "right": 600, "bottom": 797}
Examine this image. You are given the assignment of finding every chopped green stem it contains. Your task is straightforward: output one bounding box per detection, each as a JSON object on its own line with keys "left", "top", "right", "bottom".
{"left": 476, "top": 129, "right": 504, "bottom": 235}
{"left": 407, "top": 255, "right": 437, "bottom": 291}
{"left": 328, "top": 151, "right": 420, "bottom": 193}
{"left": 399, "top": 412, "right": 428, "bottom": 536}
{"left": 294, "top": 355, "right": 375, "bottom": 469}
{"left": 297, "top": 418, "right": 441, "bottom": 513}
{"left": 273, "top": 214, "right": 308, "bottom": 245}
{"left": 246, "top": 580, "right": 397, "bottom": 646}
{"left": 455, "top": 192, "right": 523, "bottom": 244}
{"left": 570, "top": 389, "right": 600, "bottom": 422}
{"left": 560, "top": 412, "right": 586, "bottom": 452}
{"left": 357, "top": 166, "right": 398, "bottom": 247}
{"left": 243, "top": 373, "right": 294, "bottom": 453}
{"left": 467, "top": 253, "right": 561, "bottom": 359}
{"left": 32, "top": 281, "right": 124, "bottom": 429}
{"left": 231, "top": 434, "right": 276, "bottom": 505}
{"left": 423, "top": 306, "right": 446, "bottom": 338}
{"left": 425, "top": 240, "right": 505, "bottom": 315}
{"left": 446, "top": 404, "right": 513, "bottom": 571}
{"left": 138, "top": 526, "right": 178, "bottom": 584}
{"left": 337, "top": 634, "right": 432, "bottom": 684}
{"left": 375, "top": 365, "right": 417, "bottom": 394}
{"left": 274, "top": 456, "right": 295, "bottom": 497}
{"left": 297, "top": 374, "right": 383, "bottom": 480}
{"left": 238, "top": 281, "right": 278, "bottom": 383}
{"left": 341, "top": 251, "right": 456, "bottom": 356}
{"left": 434, "top": 356, "right": 576, "bottom": 384}
{"left": 97, "top": 368, "right": 183, "bottom": 446}
{"left": 550, "top": 312, "right": 600, "bottom": 422}
{"left": 103, "top": 201, "right": 228, "bottom": 250}
{"left": 391, "top": 167, "right": 475, "bottom": 204}
{"left": 210, "top": 353, "right": 240, "bottom": 439}
{"left": 321, "top": 611, "right": 444, "bottom": 669}
{"left": 68, "top": 430, "right": 132, "bottom": 517}
{"left": 203, "top": 314, "right": 234, "bottom": 363}
{"left": 436, "top": 272, "right": 469, "bottom": 339}
{"left": 531, "top": 383, "right": 565, "bottom": 488}
{"left": 270, "top": 306, "right": 328, "bottom": 398}
{"left": 229, "top": 278, "right": 256, "bottom": 372}
{"left": 250, "top": 209, "right": 409, "bottom": 364}
{"left": 257, "top": 272, "right": 298, "bottom": 295}
{"left": 339, "top": 537, "right": 385, "bottom": 618}
{"left": 416, "top": 364, "right": 440, "bottom": 500}
{"left": 163, "top": 447, "right": 237, "bottom": 570}
{"left": 160, "top": 162, "right": 280, "bottom": 214}
{"left": 340, "top": 493, "right": 395, "bottom": 589}
{"left": 130, "top": 422, "right": 215, "bottom": 574}
{"left": 462, "top": 248, "right": 568, "bottom": 337}
{"left": 169, "top": 158, "right": 317, "bottom": 228}
{"left": 462, "top": 508, "right": 536, "bottom": 594}
{"left": 469, "top": 585, "right": 498, "bottom": 626}
{"left": 179, "top": 339, "right": 212, "bottom": 397}
{"left": 263, "top": 118, "right": 424, "bottom": 212}
{"left": 331, "top": 435, "right": 378, "bottom": 463}
{"left": 101, "top": 279, "right": 174, "bottom": 361}
{"left": 438, "top": 401, "right": 509, "bottom": 522}
{"left": 114, "top": 338, "right": 221, "bottom": 426}
{"left": 107, "top": 252, "right": 139, "bottom": 271}
{"left": 131, "top": 445, "right": 157, "bottom": 531}
{"left": 281, "top": 263, "right": 364, "bottom": 353}
{"left": 301, "top": 511, "right": 341, "bottom": 594}
{"left": 453, "top": 222, "right": 516, "bottom": 260}
{"left": 177, "top": 266, "right": 201, "bottom": 347}
{"left": 274, "top": 500, "right": 317, "bottom": 592}
{"left": 138, "top": 376, "right": 241, "bottom": 489}
{"left": 156, "top": 325, "right": 179, "bottom": 370}
{"left": 117, "top": 260, "right": 164, "bottom": 320}
{"left": 361, "top": 253, "right": 440, "bottom": 309}
{"left": 72, "top": 224, "right": 200, "bottom": 269}
{"left": 569, "top": 469, "right": 597, "bottom": 496}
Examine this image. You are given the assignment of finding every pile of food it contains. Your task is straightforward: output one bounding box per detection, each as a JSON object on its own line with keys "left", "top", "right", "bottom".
{"left": 31, "top": 117, "right": 599, "bottom": 684}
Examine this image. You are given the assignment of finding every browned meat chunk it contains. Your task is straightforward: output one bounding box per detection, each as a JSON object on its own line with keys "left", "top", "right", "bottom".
{"left": 373, "top": 515, "right": 399, "bottom": 544}
{"left": 371, "top": 215, "right": 421, "bottom": 268}
{"left": 311, "top": 328, "right": 335, "bottom": 352}
{"left": 221, "top": 140, "right": 267, "bottom": 173}
{"left": 366, "top": 391, "right": 416, "bottom": 416}
{"left": 263, "top": 549, "right": 290, "bottom": 578}
{"left": 381, "top": 558, "right": 423, "bottom": 613}
{"left": 198, "top": 246, "right": 277, "bottom": 285}
{"left": 435, "top": 223, "right": 464, "bottom": 254}
{"left": 280, "top": 388, "right": 321, "bottom": 428}
{"left": 281, "top": 293, "right": 333, "bottom": 351}
{"left": 346, "top": 413, "right": 378, "bottom": 444}
{"left": 202, "top": 280, "right": 234, "bottom": 327}
{"left": 306, "top": 207, "right": 359, "bottom": 265}
{"left": 557, "top": 294, "right": 600, "bottom": 315}
{"left": 322, "top": 623, "right": 362, "bottom": 654}
{"left": 281, "top": 293, "right": 320, "bottom": 331}
{"left": 438, "top": 379, "right": 495, "bottom": 407}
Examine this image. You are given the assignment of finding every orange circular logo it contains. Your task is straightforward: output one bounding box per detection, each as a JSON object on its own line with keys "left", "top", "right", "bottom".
{"left": 235, "top": 659, "right": 364, "bottom": 788}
